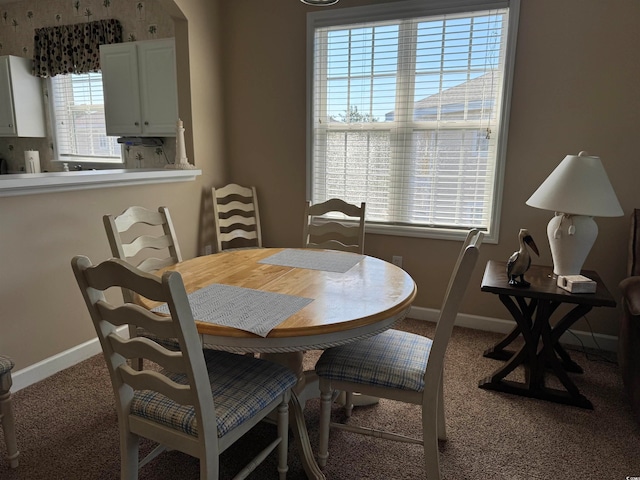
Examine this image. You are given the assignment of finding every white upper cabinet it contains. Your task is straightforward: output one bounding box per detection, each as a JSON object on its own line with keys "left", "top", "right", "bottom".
{"left": 0, "top": 56, "right": 46, "bottom": 137}
{"left": 100, "top": 38, "right": 178, "bottom": 137}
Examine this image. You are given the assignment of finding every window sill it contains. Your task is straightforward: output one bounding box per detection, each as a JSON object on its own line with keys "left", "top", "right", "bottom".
{"left": 365, "top": 222, "right": 497, "bottom": 244}
{"left": 0, "top": 168, "right": 201, "bottom": 197}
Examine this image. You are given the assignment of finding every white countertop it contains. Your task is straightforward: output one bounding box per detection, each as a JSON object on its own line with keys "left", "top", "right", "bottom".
{"left": 0, "top": 168, "right": 201, "bottom": 196}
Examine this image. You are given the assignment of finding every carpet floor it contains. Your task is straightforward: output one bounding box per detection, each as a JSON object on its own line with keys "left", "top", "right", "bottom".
{"left": 1, "top": 318, "right": 639, "bottom": 479}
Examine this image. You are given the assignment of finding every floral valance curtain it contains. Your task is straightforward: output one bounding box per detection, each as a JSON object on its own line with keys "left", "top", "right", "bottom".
{"left": 33, "top": 19, "right": 122, "bottom": 77}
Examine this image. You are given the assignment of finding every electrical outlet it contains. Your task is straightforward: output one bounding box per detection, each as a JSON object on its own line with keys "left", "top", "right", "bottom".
{"left": 392, "top": 255, "right": 403, "bottom": 268}
{"left": 204, "top": 244, "right": 212, "bottom": 255}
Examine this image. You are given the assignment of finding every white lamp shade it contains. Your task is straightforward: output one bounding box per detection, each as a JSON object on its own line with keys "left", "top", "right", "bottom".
{"left": 526, "top": 152, "right": 623, "bottom": 217}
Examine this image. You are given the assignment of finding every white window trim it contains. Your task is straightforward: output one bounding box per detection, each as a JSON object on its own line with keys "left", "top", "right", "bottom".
{"left": 305, "top": 0, "right": 521, "bottom": 244}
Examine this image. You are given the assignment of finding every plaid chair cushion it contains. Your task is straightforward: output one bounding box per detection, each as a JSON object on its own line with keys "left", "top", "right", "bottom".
{"left": 130, "top": 350, "right": 297, "bottom": 438}
{"left": 315, "top": 329, "right": 432, "bottom": 392}
{"left": 0, "top": 355, "right": 15, "bottom": 376}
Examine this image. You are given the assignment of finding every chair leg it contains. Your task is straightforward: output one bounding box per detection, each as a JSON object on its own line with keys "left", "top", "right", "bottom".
{"left": 120, "top": 430, "right": 140, "bottom": 480}
{"left": 423, "top": 382, "right": 443, "bottom": 480}
{"left": 318, "top": 387, "right": 332, "bottom": 468}
{"left": 277, "top": 397, "right": 290, "bottom": 480}
{"left": 200, "top": 447, "right": 217, "bottom": 480}
{"left": 0, "top": 389, "right": 19, "bottom": 468}
{"left": 437, "top": 376, "right": 447, "bottom": 441}
{"left": 344, "top": 391, "right": 354, "bottom": 417}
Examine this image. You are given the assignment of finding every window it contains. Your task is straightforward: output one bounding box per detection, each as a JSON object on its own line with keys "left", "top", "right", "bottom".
{"left": 307, "top": 0, "right": 520, "bottom": 241}
{"left": 49, "top": 72, "right": 122, "bottom": 164}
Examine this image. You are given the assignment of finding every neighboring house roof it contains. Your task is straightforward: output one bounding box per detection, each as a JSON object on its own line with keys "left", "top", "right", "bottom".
{"left": 386, "top": 71, "right": 500, "bottom": 121}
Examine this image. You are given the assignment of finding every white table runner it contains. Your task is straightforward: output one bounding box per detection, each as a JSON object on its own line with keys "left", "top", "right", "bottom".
{"left": 152, "top": 284, "right": 313, "bottom": 337}
{"left": 259, "top": 249, "right": 364, "bottom": 273}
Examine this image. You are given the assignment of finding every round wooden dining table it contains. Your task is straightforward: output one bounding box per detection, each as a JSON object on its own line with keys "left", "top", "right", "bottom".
{"left": 137, "top": 247, "right": 417, "bottom": 479}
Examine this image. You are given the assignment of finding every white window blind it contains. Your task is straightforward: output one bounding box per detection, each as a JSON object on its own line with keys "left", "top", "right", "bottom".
{"left": 308, "top": 0, "right": 519, "bottom": 240}
{"left": 50, "top": 72, "right": 122, "bottom": 163}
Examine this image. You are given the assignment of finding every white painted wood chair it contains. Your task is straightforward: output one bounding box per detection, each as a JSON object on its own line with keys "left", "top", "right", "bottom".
{"left": 315, "top": 229, "right": 484, "bottom": 480}
{"left": 103, "top": 206, "right": 184, "bottom": 366}
{"left": 71, "top": 256, "right": 297, "bottom": 480}
{"left": 303, "top": 198, "right": 367, "bottom": 408}
{"left": 302, "top": 199, "right": 365, "bottom": 254}
{"left": 0, "top": 355, "right": 19, "bottom": 468}
{"left": 212, "top": 184, "right": 262, "bottom": 253}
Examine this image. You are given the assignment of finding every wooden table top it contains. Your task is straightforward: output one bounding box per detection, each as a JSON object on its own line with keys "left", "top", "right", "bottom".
{"left": 481, "top": 260, "right": 616, "bottom": 307}
{"left": 137, "top": 248, "right": 417, "bottom": 340}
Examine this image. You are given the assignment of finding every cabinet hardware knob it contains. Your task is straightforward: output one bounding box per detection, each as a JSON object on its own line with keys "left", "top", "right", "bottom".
{"left": 144, "top": 121, "right": 149, "bottom": 125}
{"left": 134, "top": 122, "right": 139, "bottom": 126}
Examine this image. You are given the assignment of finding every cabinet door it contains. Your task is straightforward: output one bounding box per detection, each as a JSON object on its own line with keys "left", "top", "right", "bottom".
{"left": 0, "top": 57, "right": 17, "bottom": 136}
{"left": 137, "top": 39, "right": 178, "bottom": 136}
{"left": 101, "top": 43, "right": 143, "bottom": 136}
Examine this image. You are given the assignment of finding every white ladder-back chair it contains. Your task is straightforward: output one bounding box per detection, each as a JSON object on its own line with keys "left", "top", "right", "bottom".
{"left": 212, "top": 184, "right": 262, "bottom": 253}
{"left": 302, "top": 199, "right": 365, "bottom": 254}
{"left": 0, "top": 355, "right": 19, "bottom": 468}
{"left": 303, "top": 198, "right": 366, "bottom": 408}
{"left": 103, "top": 205, "right": 185, "bottom": 367}
{"left": 315, "top": 229, "right": 484, "bottom": 480}
{"left": 71, "top": 256, "right": 297, "bottom": 480}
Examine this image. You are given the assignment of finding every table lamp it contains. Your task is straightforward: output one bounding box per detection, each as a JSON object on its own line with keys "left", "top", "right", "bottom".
{"left": 526, "top": 151, "right": 623, "bottom": 276}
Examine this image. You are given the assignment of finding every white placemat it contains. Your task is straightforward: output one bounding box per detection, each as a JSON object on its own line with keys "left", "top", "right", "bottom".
{"left": 152, "top": 284, "right": 313, "bottom": 337}
{"left": 259, "top": 249, "right": 364, "bottom": 273}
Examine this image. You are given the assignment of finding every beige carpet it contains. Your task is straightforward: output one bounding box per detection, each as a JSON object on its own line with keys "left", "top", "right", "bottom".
{"left": 1, "top": 318, "right": 639, "bottom": 479}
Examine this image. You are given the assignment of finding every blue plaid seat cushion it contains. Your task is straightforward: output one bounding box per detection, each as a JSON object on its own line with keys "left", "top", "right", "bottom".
{"left": 0, "top": 355, "right": 15, "bottom": 376}
{"left": 130, "top": 350, "right": 297, "bottom": 438}
{"left": 315, "top": 329, "right": 432, "bottom": 392}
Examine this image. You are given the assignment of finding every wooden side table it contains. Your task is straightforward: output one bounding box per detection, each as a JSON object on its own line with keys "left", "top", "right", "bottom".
{"left": 478, "top": 260, "right": 616, "bottom": 409}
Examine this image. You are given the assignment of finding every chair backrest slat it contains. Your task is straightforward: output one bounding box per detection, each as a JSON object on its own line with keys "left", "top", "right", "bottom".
{"left": 218, "top": 229, "right": 258, "bottom": 244}
{"left": 96, "top": 302, "right": 175, "bottom": 337}
{"left": 306, "top": 239, "right": 363, "bottom": 254}
{"left": 218, "top": 214, "right": 257, "bottom": 228}
{"left": 118, "top": 365, "right": 193, "bottom": 405}
{"left": 112, "top": 206, "right": 166, "bottom": 232}
{"left": 217, "top": 201, "right": 256, "bottom": 215}
{"left": 122, "top": 234, "right": 176, "bottom": 257}
{"left": 136, "top": 256, "right": 180, "bottom": 274}
{"left": 108, "top": 334, "right": 186, "bottom": 373}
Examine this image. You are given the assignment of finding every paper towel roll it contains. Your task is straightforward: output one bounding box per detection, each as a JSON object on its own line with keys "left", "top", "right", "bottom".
{"left": 25, "top": 150, "right": 41, "bottom": 173}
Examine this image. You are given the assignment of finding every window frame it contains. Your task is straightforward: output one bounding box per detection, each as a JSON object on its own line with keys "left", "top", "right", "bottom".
{"left": 48, "top": 71, "right": 124, "bottom": 167}
{"left": 306, "top": 0, "right": 521, "bottom": 243}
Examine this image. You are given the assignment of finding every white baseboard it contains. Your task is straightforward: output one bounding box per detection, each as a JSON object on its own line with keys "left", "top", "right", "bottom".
{"left": 408, "top": 306, "right": 619, "bottom": 353}
{"left": 11, "top": 326, "right": 128, "bottom": 393}
{"left": 11, "top": 310, "right": 618, "bottom": 393}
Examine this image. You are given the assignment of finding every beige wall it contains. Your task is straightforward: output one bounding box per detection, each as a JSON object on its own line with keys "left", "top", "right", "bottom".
{"left": 219, "top": 0, "right": 639, "bottom": 337}
{"left": 1, "top": 0, "right": 638, "bottom": 373}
